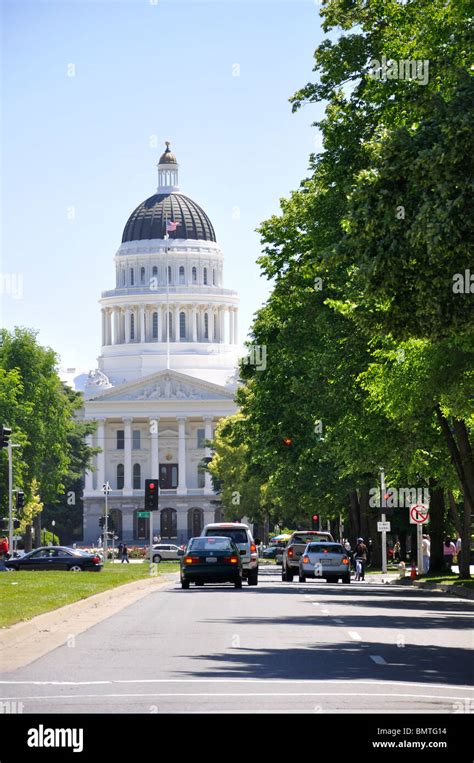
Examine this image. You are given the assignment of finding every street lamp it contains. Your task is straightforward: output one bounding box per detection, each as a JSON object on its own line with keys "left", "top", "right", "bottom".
{"left": 51, "top": 520, "right": 56, "bottom": 545}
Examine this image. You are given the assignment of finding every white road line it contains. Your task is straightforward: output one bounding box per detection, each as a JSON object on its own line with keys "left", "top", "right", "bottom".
{"left": 321, "top": 609, "right": 330, "bottom": 615}
{"left": 0, "top": 679, "right": 471, "bottom": 690}
{"left": 370, "top": 655, "right": 387, "bottom": 665}
{"left": 0, "top": 692, "right": 467, "bottom": 701}
{"left": 348, "top": 631, "right": 362, "bottom": 640}
{"left": 311, "top": 602, "right": 320, "bottom": 606}
{"left": 334, "top": 619, "right": 344, "bottom": 624}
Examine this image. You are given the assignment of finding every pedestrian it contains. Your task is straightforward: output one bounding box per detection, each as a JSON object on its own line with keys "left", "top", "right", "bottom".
{"left": 344, "top": 539, "right": 351, "bottom": 554}
{"left": 443, "top": 538, "right": 456, "bottom": 571}
{"left": 117, "top": 541, "right": 124, "bottom": 555}
{"left": 393, "top": 539, "right": 401, "bottom": 563}
{"left": 121, "top": 543, "right": 130, "bottom": 564}
{"left": 455, "top": 536, "right": 462, "bottom": 569}
{"left": 153, "top": 534, "right": 160, "bottom": 544}
{"left": 421, "top": 534, "right": 430, "bottom": 575}
{"left": 0, "top": 535, "right": 9, "bottom": 572}
{"left": 354, "top": 537, "right": 368, "bottom": 581}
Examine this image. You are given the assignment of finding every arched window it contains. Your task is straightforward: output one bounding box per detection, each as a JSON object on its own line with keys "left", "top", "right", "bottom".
{"left": 117, "top": 464, "right": 124, "bottom": 490}
{"left": 133, "top": 463, "right": 141, "bottom": 490}
{"left": 152, "top": 312, "right": 158, "bottom": 339}
{"left": 203, "top": 267, "right": 208, "bottom": 285}
{"left": 130, "top": 313, "right": 135, "bottom": 340}
{"left": 204, "top": 313, "right": 209, "bottom": 339}
{"left": 109, "top": 509, "right": 123, "bottom": 540}
{"left": 180, "top": 311, "right": 186, "bottom": 339}
{"left": 130, "top": 268, "right": 134, "bottom": 286}
{"left": 213, "top": 269, "right": 216, "bottom": 286}
{"left": 152, "top": 265, "right": 158, "bottom": 278}
{"left": 167, "top": 266, "right": 172, "bottom": 285}
{"left": 160, "top": 508, "right": 177, "bottom": 539}
{"left": 179, "top": 266, "right": 185, "bottom": 284}
{"left": 140, "top": 267, "right": 145, "bottom": 284}
{"left": 188, "top": 508, "right": 204, "bottom": 538}
{"left": 192, "top": 266, "right": 197, "bottom": 283}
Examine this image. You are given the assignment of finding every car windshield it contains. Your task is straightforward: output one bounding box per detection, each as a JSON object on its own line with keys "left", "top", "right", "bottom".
{"left": 189, "top": 537, "right": 234, "bottom": 552}
{"left": 293, "top": 533, "right": 330, "bottom": 544}
{"left": 204, "top": 528, "right": 248, "bottom": 544}
{"left": 307, "top": 544, "right": 344, "bottom": 554}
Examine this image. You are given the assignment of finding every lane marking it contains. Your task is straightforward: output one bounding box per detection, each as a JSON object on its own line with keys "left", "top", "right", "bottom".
{"left": 348, "top": 631, "right": 362, "bottom": 640}
{"left": 334, "top": 619, "right": 344, "bottom": 624}
{"left": 321, "top": 609, "right": 330, "bottom": 615}
{"left": 370, "top": 655, "right": 387, "bottom": 665}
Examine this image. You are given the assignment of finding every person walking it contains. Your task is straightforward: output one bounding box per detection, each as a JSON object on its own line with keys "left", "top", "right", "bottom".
{"left": 443, "top": 538, "right": 456, "bottom": 571}
{"left": 421, "top": 534, "right": 431, "bottom": 574}
{"left": 121, "top": 543, "right": 130, "bottom": 564}
{"left": 455, "top": 536, "right": 462, "bottom": 570}
{"left": 354, "top": 538, "right": 368, "bottom": 581}
{"left": 393, "top": 539, "right": 401, "bottom": 563}
{"left": 0, "top": 535, "right": 9, "bottom": 572}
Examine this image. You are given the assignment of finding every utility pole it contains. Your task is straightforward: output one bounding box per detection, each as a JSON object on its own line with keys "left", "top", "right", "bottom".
{"left": 102, "top": 482, "right": 111, "bottom": 564}
{"left": 380, "top": 467, "right": 387, "bottom": 574}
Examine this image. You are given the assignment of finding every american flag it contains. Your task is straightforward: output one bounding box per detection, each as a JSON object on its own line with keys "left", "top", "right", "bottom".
{"left": 166, "top": 220, "right": 179, "bottom": 232}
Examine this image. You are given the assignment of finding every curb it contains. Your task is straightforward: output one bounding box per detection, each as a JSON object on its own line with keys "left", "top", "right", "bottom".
{"left": 392, "top": 577, "right": 474, "bottom": 600}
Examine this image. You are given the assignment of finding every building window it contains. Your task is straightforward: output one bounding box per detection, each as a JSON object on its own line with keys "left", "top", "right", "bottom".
{"left": 133, "top": 463, "right": 141, "bottom": 489}
{"left": 160, "top": 508, "right": 177, "bottom": 539}
{"left": 197, "top": 467, "right": 205, "bottom": 488}
{"left": 117, "top": 464, "right": 124, "bottom": 490}
{"left": 197, "top": 428, "right": 205, "bottom": 449}
{"left": 122, "top": 270, "right": 126, "bottom": 286}
{"left": 132, "top": 430, "right": 141, "bottom": 450}
{"left": 203, "top": 267, "right": 208, "bottom": 285}
{"left": 192, "top": 266, "right": 197, "bottom": 283}
{"left": 167, "top": 266, "right": 172, "bottom": 285}
{"left": 179, "top": 266, "right": 185, "bottom": 284}
{"left": 152, "top": 311, "right": 158, "bottom": 339}
{"left": 213, "top": 269, "right": 216, "bottom": 286}
{"left": 140, "top": 267, "right": 145, "bottom": 284}
{"left": 188, "top": 508, "right": 204, "bottom": 537}
{"left": 152, "top": 265, "right": 158, "bottom": 278}
{"left": 116, "top": 430, "right": 124, "bottom": 450}
{"left": 130, "top": 268, "right": 134, "bottom": 286}
{"left": 180, "top": 311, "right": 186, "bottom": 339}
{"left": 130, "top": 313, "right": 135, "bottom": 340}
{"left": 204, "top": 313, "right": 209, "bottom": 339}
{"left": 109, "top": 509, "right": 122, "bottom": 540}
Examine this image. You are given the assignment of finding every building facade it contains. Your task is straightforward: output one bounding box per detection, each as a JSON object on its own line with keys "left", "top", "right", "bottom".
{"left": 82, "top": 143, "right": 239, "bottom": 545}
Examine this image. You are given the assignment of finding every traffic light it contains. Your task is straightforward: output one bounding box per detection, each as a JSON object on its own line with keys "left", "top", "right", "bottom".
{"left": 16, "top": 491, "right": 25, "bottom": 510}
{"left": 311, "top": 514, "right": 319, "bottom": 529}
{"left": 282, "top": 437, "right": 293, "bottom": 446}
{"left": 99, "top": 516, "right": 105, "bottom": 528}
{"left": 145, "top": 479, "right": 159, "bottom": 511}
{"left": 0, "top": 425, "right": 12, "bottom": 449}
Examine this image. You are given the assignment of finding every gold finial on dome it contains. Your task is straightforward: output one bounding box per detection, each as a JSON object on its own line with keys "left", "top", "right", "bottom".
{"left": 159, "top": 141, "right": 177, "bottom": 165}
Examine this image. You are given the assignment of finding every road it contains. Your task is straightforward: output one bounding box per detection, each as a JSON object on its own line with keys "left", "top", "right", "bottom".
{"left": 1, "top": 567, "right": 472, "bottom": 713}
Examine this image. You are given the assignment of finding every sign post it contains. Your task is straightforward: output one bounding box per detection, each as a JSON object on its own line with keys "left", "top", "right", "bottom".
{"left": 102, "top": 482, "right": 111, "bottom": 564}
{"left": 144, "top": 479, "right": 159, "bottom": 576}
{"left": 409, "top": 504, "right": 430, "bottom": 575}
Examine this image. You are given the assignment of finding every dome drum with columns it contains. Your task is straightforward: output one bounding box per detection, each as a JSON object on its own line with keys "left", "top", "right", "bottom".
{"left": 81, "top": 144, "right": 240, "bottom": 545}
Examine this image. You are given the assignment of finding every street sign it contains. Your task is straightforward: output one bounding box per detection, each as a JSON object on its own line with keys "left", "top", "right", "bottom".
{"left": 410, "top": 504, "right": 429, "bottom": 524}
{"left": 377, "top": 521, "right": 391, "bottom": 532}
{"left": 137, "top": 511, "right": 150, "bottom": 518}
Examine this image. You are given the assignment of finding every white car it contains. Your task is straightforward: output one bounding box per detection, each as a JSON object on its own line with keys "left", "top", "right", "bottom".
{"left": 201, "top": 522, "right": 259, "bottom": 585}
{"left": 152, "top": 543, "right": 183, "bottom": 563}
{"left": 299, "top": 541, "right": 351, "bottom": 584}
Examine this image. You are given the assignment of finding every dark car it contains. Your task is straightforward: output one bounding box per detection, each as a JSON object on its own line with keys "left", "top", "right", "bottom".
{"left": 180, "top": 536, "right": 243, "bottom": 589}
{"left": 5, "top": 546, "right": 103, "bottom": 572}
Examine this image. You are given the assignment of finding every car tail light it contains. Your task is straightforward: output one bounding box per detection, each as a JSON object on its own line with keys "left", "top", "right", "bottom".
{"left": 342, "top": 557, "right": 349, "bottom": 565}
{"left": 92, "top": 556, "right": 101, "bottom": 564}
{"left": 185, "top": 556, "right": 199, "bottom": 564}
{"left": 288, "top": 548, "right": 294, "bottom": 558}
{"left": 303, "top": 556, "right": 309, "bottom": 563}
{"left": 250, "top": 543, "right": 257, "bottom": 554}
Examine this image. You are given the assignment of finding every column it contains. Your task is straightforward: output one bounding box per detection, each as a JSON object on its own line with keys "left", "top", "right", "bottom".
{"left": 174, "top": 305, "right": 180, "bottom": 342}
{"left": 101, "top": 309, "right": 106, "bottom": 347}
{"left": 123, "top": 417, "right": 133, "bottom": 494}
{"left": 125, "top": 309, "right": 131, "bottom": 343}
{"left": 85, "top": 434, "right": 94, "bottom": 491}
{"left": 219, "top": 307, "right": 225, "bottom": 343}
{"left": 203, "top": 417, "right": 213, "bottom": 493}
{"left": 96, "top": 419, "right": 105, "bottom": 490}
{"left": 208, "top": 307, "right": 214, "bottom": 342}
{"left": 177, "top": 417, "right": 187, "bottom": 494}
{"left": 229, "top": 308, "right": 234, "bottom": 344}
{"left": 113, "top": 308, "right": 119, "bottom": 344}
{"left": 149, "top": 416, "right": 159, "bottom": 479}
{"left": 192, "top": 305, "right": 198, "bottom": 342}
{"left": 233, "top": 308, "right": 238, "bottom": 345}
{"left": 139, "top": 305, "right": 146, "bottom": 343}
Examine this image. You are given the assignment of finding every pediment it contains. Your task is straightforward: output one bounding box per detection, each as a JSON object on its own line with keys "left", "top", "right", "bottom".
{"left": 87, "top": 370, "right": 234, "bottom": 402}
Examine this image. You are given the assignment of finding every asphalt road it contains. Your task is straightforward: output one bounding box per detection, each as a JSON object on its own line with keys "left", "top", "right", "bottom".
{"left": 1, "top": 567, "right": 473, "bottom": 713}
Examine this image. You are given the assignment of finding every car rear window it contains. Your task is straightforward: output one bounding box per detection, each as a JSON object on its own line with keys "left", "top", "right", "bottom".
{"left": 293, "top": 533, "right": 331, "bottom": 544}
{"left": 307, "top": 543, "right": 344, "bottom": 553}
{"left": 189, "top": 537, "right": 234, "bottom": 552}
{"left": 204, "top": 528, "right": 248, "bottom": 544}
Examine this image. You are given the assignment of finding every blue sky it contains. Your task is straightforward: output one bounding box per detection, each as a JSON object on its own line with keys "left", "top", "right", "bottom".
{"left": 1, "top": 0, "right": 326, "bottom": 373}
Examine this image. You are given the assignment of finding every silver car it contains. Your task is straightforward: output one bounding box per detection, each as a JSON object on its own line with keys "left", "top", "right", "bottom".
{"left": 299, "top": 541, "right": 351, "bottom": 584}
{"left": 152, "top": 544, "right": 183, "bottom": 563}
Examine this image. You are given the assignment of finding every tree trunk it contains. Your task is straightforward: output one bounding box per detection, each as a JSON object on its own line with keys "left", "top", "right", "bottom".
{"left": 399, "top": 530, "right": 408, "bottom": 562}
{"left": 359, "top": 490, "right": 370, "bottom": 544}
{"left": 348, "top": 490, "right": 360, "bottom": 547}
{"left": 33, "top": 513, "right": 42, "bottom": 548}
{"left": 448, "top": 490, "right": 462, "bottom": 537}
{"left": 427, "top": 482, "right": 444, "bottom": 573}
{"left": 367, "top": 508, "right": 382, "bottom": 567}
{"left": 24, "top": 524, "right": 32, "bottom": 553}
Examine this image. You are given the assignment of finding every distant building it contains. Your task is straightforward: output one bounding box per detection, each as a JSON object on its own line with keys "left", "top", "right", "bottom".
{"left": 82, "top": 143, "right": 239, "bottom": 544}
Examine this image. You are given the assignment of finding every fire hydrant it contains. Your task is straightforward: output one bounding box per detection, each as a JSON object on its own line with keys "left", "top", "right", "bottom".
{"left": 410, "top": 559, "right": 417, "bottom": 579}
{"left": 398, "top": 561, "right": 406, "bottom": 578}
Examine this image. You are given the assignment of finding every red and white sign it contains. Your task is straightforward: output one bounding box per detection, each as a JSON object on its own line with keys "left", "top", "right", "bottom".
{"left": 410, "top": 504, "right": 429, "bottom": 524}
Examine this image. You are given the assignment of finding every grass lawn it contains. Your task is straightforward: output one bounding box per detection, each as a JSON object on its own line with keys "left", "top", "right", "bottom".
{"left": 0, "top": 561, "right": 179, "bottom": 628}
{"left": 418, "top": 572, "right": 474, "bottom": 590}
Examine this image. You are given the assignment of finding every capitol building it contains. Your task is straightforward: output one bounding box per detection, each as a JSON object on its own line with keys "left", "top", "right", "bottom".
{"left": 82, "top": 143, "right": 240, "bottom": 545}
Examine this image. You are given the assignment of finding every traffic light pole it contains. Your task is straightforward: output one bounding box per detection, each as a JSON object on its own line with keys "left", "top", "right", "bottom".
{"left": 103, "top": 485, "right": 109, "bottom": 564}
{"left": 8, "top": 442, "right": 13, "bottom": 552}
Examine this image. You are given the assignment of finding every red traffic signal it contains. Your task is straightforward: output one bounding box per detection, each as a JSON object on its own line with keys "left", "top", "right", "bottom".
{"left": 311, "top": 514, "right": 319, "bottom": 529}
{"left": 312, "top": 514, "right": 318, "bottom": 521}
{"left": 282, "top": 437, "right": 293, "bottom": 446}
{"left": 145, "top": 479, "right": 159, "bottom": 512}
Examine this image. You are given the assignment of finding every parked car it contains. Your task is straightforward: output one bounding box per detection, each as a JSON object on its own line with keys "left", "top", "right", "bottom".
{"left": 299, "top": 541, "right": 351, "bottom": 584}
{"left": 5, "top": 546, "right": 103, "bottom": 572}
{"left": 281, "top": 530, "right": 333, "bottom": 581}
{"left": 152, "top": 543, "right": 183, "bottom": 563}
{"left": 262, "top": 545, "right": 279, "bottom": 559}
{"left": 180, "top": 536, "right": 243, "bottom": 589}
{"left": 201, "top": 522, "right": 259, "bottom": 585}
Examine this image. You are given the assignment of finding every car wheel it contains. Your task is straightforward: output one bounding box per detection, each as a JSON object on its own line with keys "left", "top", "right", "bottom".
{"left": 247, "top": 569, "right": 258, "bottom": 586}
{"left": 286, "top": 568, "right": 294, "bottom": 581}
{"left": 153, "top": 555, "right": 162, "bottom": 564}
{"left": 234, "top": 578, "right": 242, "bottom": 589}
{"left": 181, "top": 580, "right": 190, "bottom": 589}
{"left": 69, "top": 565, "right": 83, "bottom": 572}
{"left": 281, "top": 566, "right": 289, "bottom": 582}
{"left": 299, "top": 573, "right": 306, "bottom": 582}
{"left": 343, "top": 575, "right": 351, "bottom": 584}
